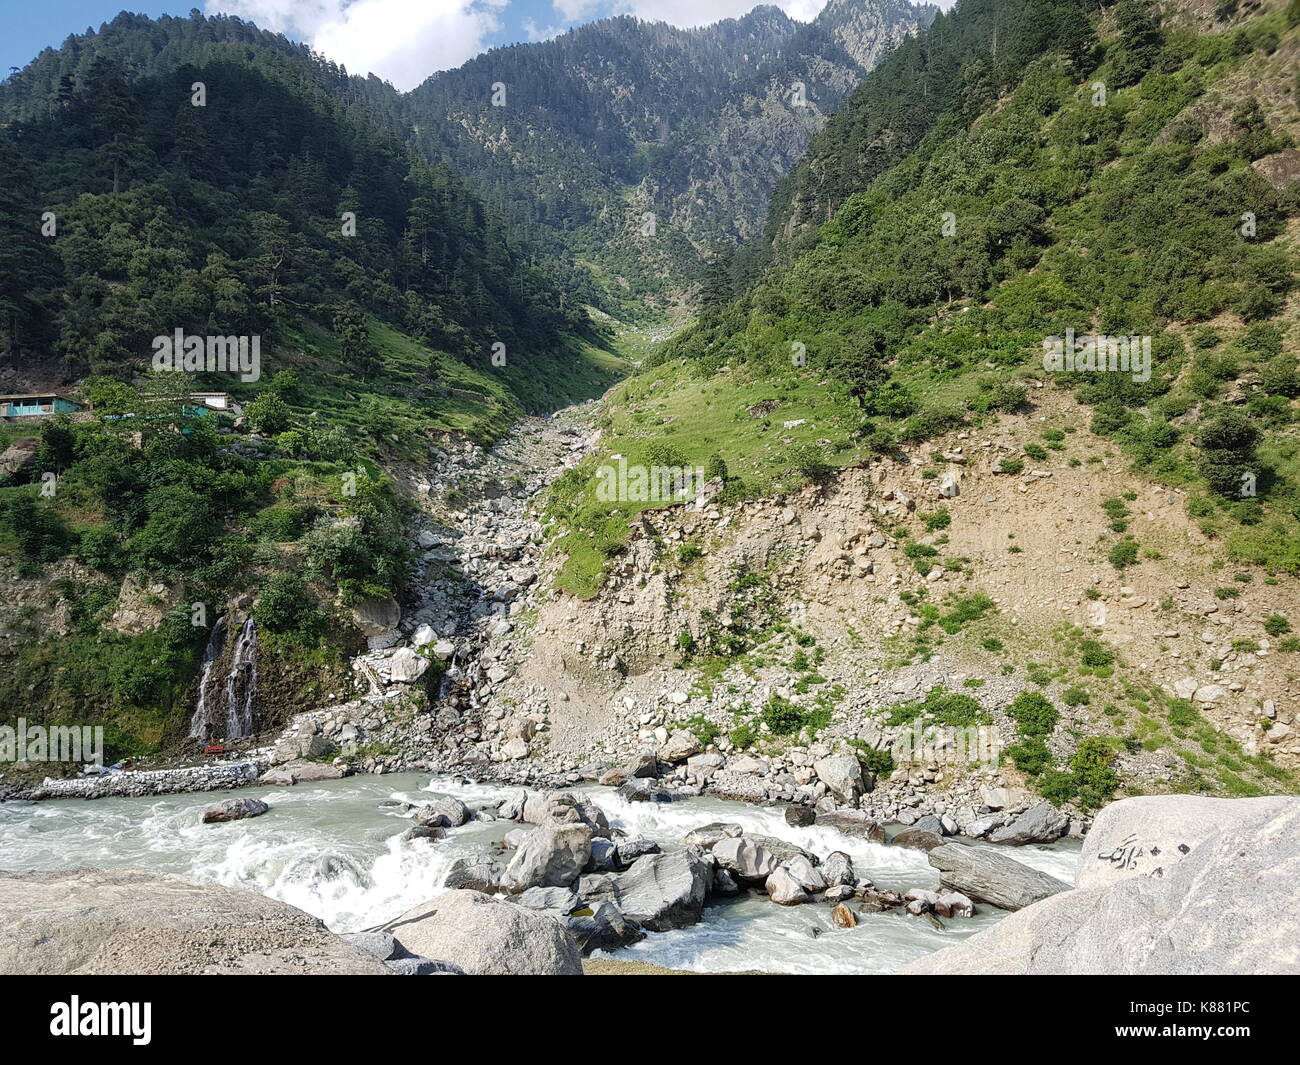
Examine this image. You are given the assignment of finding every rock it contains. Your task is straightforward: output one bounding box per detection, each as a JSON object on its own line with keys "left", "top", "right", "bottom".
{"left": 903, "top": 801, "right": 1300, "bottom": 974}
{"left": 813, "top": 755, "right": 866, "bottom": 804}
{"left": 403, "top": 825, "right": 445, "bottom": 843}
{"left": 1077, "top": 794, "right": 1296, "bottom": 890}
{"left": 927, "top": 843, "right": 1071, "bottom": 911}
{"left": 564, "top": 901, "right": 645, "bottom": 955}
{"left": 387, "top": 647, "right": 431, "bottom": 684}
{"left": 500, "top": 824, "right": 593, "bottom": 892}
{"left": 823, "top": 851, "right": 855, "bottom": 886}
{"left": 512, "top": 886, "right": 580, "bottom": 915}
{"left": 522, "top": 791, "right": 610, "bottom": 836}
{"left": 988, "top": 803, "right": 1070, "bottom": 845}
{"left": 831, "top": 903, "right": 858, "bottom": 928}
{"left": 823, "top": 884, "right": 855, "bottom": 902}
{"left": 784, "top": 805, "right": 817, "bottom": 827}
{"left": 617, "top": 778, "right": 673, "bottom": 803}
{"left": 342, "top": 931, "right": 405, "bottom": 961}
{"left": 817, "top": 810, "right": 887, "bottom": 842}
{"left": 351, "top": 596, "right": 401, "bottom": 648}
{"left": 411, "top": 624, "right": 438, "bottom": 647}
{"left": 423, "top": 796, "right": 471, "bottom": 828}
{"left": 681, "top": 823, "right": 744, "bottom": 848}
{"left": 606, "top": 850, "right": 712, "bottom": 932}
{"left": 766, "top": 866, "right": 811, "bottom": 905}
{"left": 383, "top": 890, "right": 582, "bottom": 975}
{"left": 911, "top": 814, "right": 946, "bottom": 836}
{"left": 444, "top": 856, "right": 504, "bottom": 894}
{"left": 587, "top": 838, "right": 618, "bottom": 872}
{"left": 202, "top": 797, "right": 269, "bottom": 824}
{"left": 628, "top": 749, "right": 659, "bottom": 778}
{"left": 432, "top": 640, "right": 456, "bottom": 661}
{"left": 726, "top": 754, "right": 768, "bottom": 774}
{"left": 712, "top": 867, "right": 740, "bottom": 896}
{"left": 501, "top": 737, "right": 530, "bottom": 760}
{"left": 0, "top": 869, "right": 388, "bottom": 974}
{"left": 961, "top": 814, "right": 1005, "bottom": 838}
{"left": 659, "top": 729, "right": 702, "bottom": 762}
{"left": 935, "top": 891, "right": 975, "bottom": 918}
{"left": 614, "top": 838, "right": 661, "bottom": 867}
{"left": 783, "top": 855, "right": 827, "bottom": 893}
{"left": 259, "top": 760, "right": 346, "bottom": 786}
{"left": 980, "top": 786, "right": 1032, "bottom": 811}
{"left": 891, "top": 828, "right": 945, "bottom": 852}
{"left": 712, "top": 836, "right": 779, "bottom": 882}
{"left": 1193, "top": 683, "right": 1226, "bottom": 704}
{"left": 385, "top": 956, "right": 464, "bottom": 975}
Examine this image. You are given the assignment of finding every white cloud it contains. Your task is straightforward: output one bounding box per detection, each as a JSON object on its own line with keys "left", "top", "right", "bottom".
{"left": 207, "top": 0, "right": 504, "bottom": 89}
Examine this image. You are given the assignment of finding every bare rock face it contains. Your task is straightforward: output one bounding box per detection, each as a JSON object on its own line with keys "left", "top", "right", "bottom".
{"left": 106, "top": 573, "right": 184, "bottom": 636}
{"left": 383, "top": 890, "right": 582, "bottom": 976}
{"left": 903, "top": 798, "right": 1300, "bottom": 975}
{"left": 1077, "top": 794, "right": 1295, "bottom": 890}
{"left": 0, "top": 869, "right": 389, "bottom": 975}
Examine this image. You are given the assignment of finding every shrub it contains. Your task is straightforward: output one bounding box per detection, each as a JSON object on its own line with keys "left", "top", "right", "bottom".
{"left": 1108, "top": 538, "right": 1139, "bottom": 569}
{"left": 1006, "top": 736, "right": 1052, "bottom": 775}
{"left": 1007, "top": 690, "right": 1058, "bottom": 738}
{"left": 1264, "top": 614, "right": 1291, "bottom": 636}
{"left": 1079, "top": 640, "right": 1115, "bottom": 668}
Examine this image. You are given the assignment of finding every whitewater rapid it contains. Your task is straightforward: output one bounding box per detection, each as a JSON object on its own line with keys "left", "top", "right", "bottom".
{"left": 0, "top": 774, "right": 1079, "bottom": 974}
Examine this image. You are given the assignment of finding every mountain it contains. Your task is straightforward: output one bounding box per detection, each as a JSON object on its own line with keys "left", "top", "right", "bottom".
{"left": 404, "top": 1, "right": 936, "bottom": 309}
{"left": 539, "top": 0, "right": 1300, "bottom": 805}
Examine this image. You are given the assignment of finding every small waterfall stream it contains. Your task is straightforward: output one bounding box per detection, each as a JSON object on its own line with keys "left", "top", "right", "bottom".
{"left": 187, "top": 616, "right": 258, "bottom": 741}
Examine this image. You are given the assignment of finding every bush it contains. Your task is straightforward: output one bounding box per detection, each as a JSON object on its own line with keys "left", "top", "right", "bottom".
{"left": 1006, "top": 735, "right": 1052, "bottom": 775}
{"left": 1108, "top": 538, "right": 1139, "bottom": 569}
{"left": 252, "top": 573, "right": 328, "bottom": 643}
{"left": 1007, "top": 690, "right": 1058, "bottom": 738}
{"left": 245, "top": 392, "right": 292, "bottom": 435}
{"left": 1079, "top": 639, "right": 1115, "bottom": 668}
{"left": 1263, "top": 614, "right": 1291, "bottom": 636}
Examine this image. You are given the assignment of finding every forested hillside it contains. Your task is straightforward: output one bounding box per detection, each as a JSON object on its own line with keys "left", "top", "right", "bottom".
{"left": 0, "top": 11, "right": 619, "bottom": 755}
{"left": 404, "top": 1, "right": 935, "bottom": 308}
{"left": 586, "top": 0, "right": 1299, "bottom": 581}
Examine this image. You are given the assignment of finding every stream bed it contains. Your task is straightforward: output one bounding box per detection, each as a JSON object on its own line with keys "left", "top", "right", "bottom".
{"left": 0, "top": 773, "right": 1079, "bottom": 974}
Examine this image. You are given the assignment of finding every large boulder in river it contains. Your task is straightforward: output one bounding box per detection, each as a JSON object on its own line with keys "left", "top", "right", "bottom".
{"left": 384, "top": 890, "right": 582, "bottom": 975}
{"left": 421, "top": 796, "right": 471, "bottom": 828}
{"left": 443, "top": 855, "right": 504, "bottom": 894}
{"left": 927, "top": 843, "right": 1071, "bottom": 911}
{"left": 712, "top": 836, "right": 778, "bottom": 882}
{"left": 987, "top": 803, "right": 1069, "bottom": 845}
{"left": 608, "top": 850, "right": 712, "bottom": 932}
{"left": 0, "top": 869, "right": 388, "bottom": 975}
{"left": 1076, "top": 794, "right": 1295, "bottom": 890}
{"left": 903, "top": 800, "right": 1300, "bottom": 974}
{"left": 523, "top": 791, "right": 610, "bottom": 835}
{"left": 766, "top": 865, "right": 811, "bottom": 905}
{"left": 501, "top": 824, "right": 593, "bottom": 893}
{"left": 681, "top": 822, "right": 744, "bottom": 848}
{"left": 813, "top": 755, "right": 867, "bottom": 804}
{"left": 202, "top": 797, "right": 269, "bottom": 823}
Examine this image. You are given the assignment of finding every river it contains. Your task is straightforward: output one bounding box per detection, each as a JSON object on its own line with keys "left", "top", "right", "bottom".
{"left": 0, "top": 773, "right": 1079, "bottom": 974}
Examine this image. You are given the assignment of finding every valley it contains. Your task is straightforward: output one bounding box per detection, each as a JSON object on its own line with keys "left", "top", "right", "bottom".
{"left": 0, "top": 0, "right": 1298, "bottom": 980}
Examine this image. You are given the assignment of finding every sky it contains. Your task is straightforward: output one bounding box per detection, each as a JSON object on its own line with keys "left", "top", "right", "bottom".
{"left": 2, "top": 0, "right": 954, "bottom": 92}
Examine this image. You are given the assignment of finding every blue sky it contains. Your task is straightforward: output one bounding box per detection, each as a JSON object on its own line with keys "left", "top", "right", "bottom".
{"left": 3, "top": 1, "right": 951, "bottom": 91}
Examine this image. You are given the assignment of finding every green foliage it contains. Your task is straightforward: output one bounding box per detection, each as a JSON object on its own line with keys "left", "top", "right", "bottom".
{"left": 1007, "top": 690, "right": 1059, "bottom": 739}
{"left": 252, "top": 573, "right": 328, "bottom": 644}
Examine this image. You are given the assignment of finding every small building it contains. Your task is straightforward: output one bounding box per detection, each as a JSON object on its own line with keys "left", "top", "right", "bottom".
{"left": 0, "top": 394, "right": 84, "bottom": 419}
{"left": 188, "top": 392, "right": 242, "bottom": 415}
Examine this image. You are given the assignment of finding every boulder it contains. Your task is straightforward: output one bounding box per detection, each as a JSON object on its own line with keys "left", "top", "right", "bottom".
{"left": 342, "top": 931, "right": 405, "bottom": 961}
{"left": 614, "top": 838, "right": 660, "bottom": 867}
{"left": 935, "top": 891, "right": 975, "bottom": 918}
{"left": 500, "top": 824, "right": 593, "bottom": 893}
{"left": 1077, "top": 794, "right": 1295, "bottom": 890}
{"left": 383, "top": 890, "right": 582, "bottom": 976}
{"left": 987, "top": 803, "right": 1070, "bottom": 845}
{"left": 423, "top": 796, "right": 471, "bottom": 828}
{"left": 817, "top": 810, "right": 887, "bottom": 842}
{"left": 903, "top": 801, "right": 1300, "bottom": 974}
{"left": 891, "top": 828, "right": 945, "bottom": 852}
{"left": 784, "top": 805, "right": 817, "bottom": 827}
{"left": 202, "top": 797, "right": 269, "bottom": 824}
{"left": 387, "top": 647, "right": 430, "bottom": 684}
{"left": 564, "top": 901, "right": 645, "bottom": 955}
{"left": 681, "top": 823, "right": 744, "bottom": 849}
{"left": 443, "top": 855, "right": 505, "bottom": 895}
{"left": 659, "top": 729, "right": 702, "bottom": 762}
{"left": 259, "top": 760, "right": 346, "bottom": 786}
{"left": 783, "top": 855, "right": 827, "bottom": 893}
{"left": 831, "top": 903, "right": 857, "bottom": 928}
{"left": 587, "top": 838, "right": 618, "bottom": 872}
{"left": 911, "top": 814, "right": 947, "bottom": 836}
{"left": 765, "top": 866, "right": 810, "bottom": 905}
{"left": 0, "top": 869, "right": 388, "bottom": 975}
{"left": 522, "top": 791, "right": 610, "bottom": 836}
{"left": 617, "top": 778, "right": 674, "bottom": 803}
{"left": 712, "top": 836, "right": 778, "bottom": 882}
{"left": 606, "top": 850, "right": 712, "bottom": 932}
{"left": 747, "top": 834, "right": 817, "bottom": 865}
{"left": 813, "top": 755, "right": 866, "bottom": 804}
{"left": 385, "top": 956, "right": 464, "bottom": 975}
{"left": 927, "top": 843, "right": 1071, "bottom": 911}
{"left": 512, "top": 886, "right": 580, "bottom": 916}
{"left": 823, "top": 851, "right": 856, "bottom": 886}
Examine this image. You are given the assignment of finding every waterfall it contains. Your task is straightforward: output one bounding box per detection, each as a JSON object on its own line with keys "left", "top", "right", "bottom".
{"left": 224, "top": 618, "right": 258, "bottom": 740}
{"left": 188, "top": 617, "right": 228, "bottom": 739}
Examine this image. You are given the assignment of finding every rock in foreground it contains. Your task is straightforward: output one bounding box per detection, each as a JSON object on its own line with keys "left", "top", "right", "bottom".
{"left": 382, "top": 890, "right": 583, "bottom": 975}
{"left": 0, "top": 869, "right": 388, "bottom": 975}
{"left": 903, "top": 797, "right": 1300, "bottom": 974}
